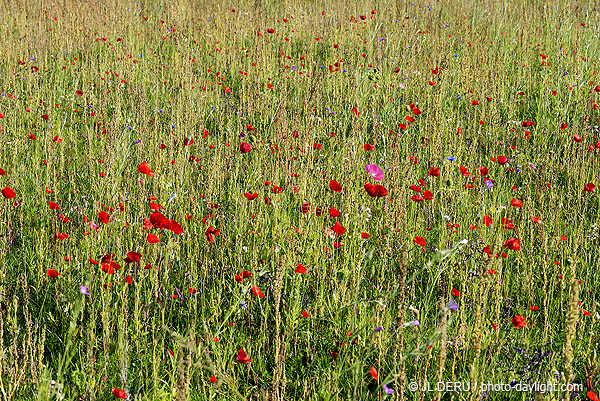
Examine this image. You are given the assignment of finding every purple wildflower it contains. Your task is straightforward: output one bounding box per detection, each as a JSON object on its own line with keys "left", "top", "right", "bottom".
{"left": 383, "top": 384, "right": 395, "bottom": 395}
{"left": 447, "top": 299, "right": 458, "bottom": 311}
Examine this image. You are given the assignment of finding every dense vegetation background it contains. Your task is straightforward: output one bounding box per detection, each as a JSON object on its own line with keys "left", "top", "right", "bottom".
{"left": 0, "top": 0, "right": 599, "bottom": 399}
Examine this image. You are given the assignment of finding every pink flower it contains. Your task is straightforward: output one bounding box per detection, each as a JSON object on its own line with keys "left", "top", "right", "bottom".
{"left": 365, "top": 164, "right": 384, "bottom": 181}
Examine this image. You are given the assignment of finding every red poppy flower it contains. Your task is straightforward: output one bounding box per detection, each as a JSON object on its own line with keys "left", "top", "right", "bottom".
{"left": 102, "top": 262, "right": 115, "bottom": 274}
{"left": 331, "top": 222, "right": 346, "bottom": 235}
{"left": 361, "top": 232, "right": 370, "bottom": 239}
{"left": 497, "top": 156, "right": 508, "bottom": 165}
{"left": 48, "top": 201, "right": 60, "bottom": 210}
{"left": 364, "top": 144, "right": 374, "bottom": 151}
{"left": 251, "top": 286, "right": 264, "bottom": 298}
{"left": 364, "top": 183, "right": 388, "bottom": 197}
{"left": 583, "top": 183, "right": 595, "bottom": 192}
{"left": 240, "top": 142, "right": 252, "bottom": 153}
{"left": 149, "top": 202, "right": 163, "bottom": 210}
{"left": 126, "top": 251, "right": 142, "bottom": 262}
{"left": 504, "top": 237, "right": 521, "bottom": 251}
{"left": 137, "top": 161, "right": 154, "bottom": 177}
{"left": 98, "top": 211, "right": 110, "bottom": 224}
{"left": 512, "top": 315, "right": 526, "bottom": 328}
{"left": 149, "top": 211, "right": 170, "bottom": 229}
{"left": 329, "top": 207, "right": 341, "bottom": 217}
{"left": 483, "top": 214, "right": 493, "bottom": 227}
{"left": 234, "top": 270, "right": 253, "bottom": 284}
{"left": 236, "top": 348, "right": 252, "bottom": 364}
{"left": 369, "top": 366, "right": 379, "bottom": 381}
{"left": 428, "top": 167, "right": 440, "bottom": 177}
{"left": 166, "top": 219, "right": 182, "bottom": 235}
{"left": 244, "top": 192, "right": 258, "bottom": 200}
{"left": 112, "top": 388, "right": 127, "bottom": 399}
{"left": 329, "top": 180, "right": 342, "bottom": 192}
{"left": 147, "top": 233, "right": 161, "bottom": 244}
{"left": 413, "top": 236, "right": 426, "bottom": 247}
{"left": 2, "top": 187, "right": 16, "bottom": 199}
{"left": 101, "top": 255, "right": 121, "bottom": 272}
{"left": 295, "top": 263, "right": 306, "bottom": 273}
{"left": 205, "top": 226, "right": 220, "bottom": 243}
{"left": 301, "top": 310, "right": 310, "bottom": 318}
{"left": 47, "top": 269, "right": 59, "bottom": 278}
{"left": 510, "top": 199, "right": 523, "bottom": 208}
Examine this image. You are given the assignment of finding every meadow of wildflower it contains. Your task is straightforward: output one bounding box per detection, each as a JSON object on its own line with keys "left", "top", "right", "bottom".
{"left": 0, "top": 0, "right": 599, "bottom": 400}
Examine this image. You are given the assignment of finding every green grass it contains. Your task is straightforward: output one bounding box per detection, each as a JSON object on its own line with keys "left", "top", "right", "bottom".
{"left": 0, "top": 0, "right": 599, "bottom": 400}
